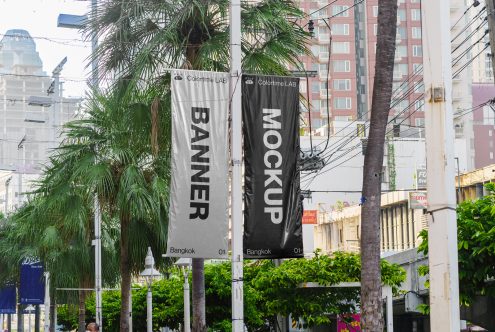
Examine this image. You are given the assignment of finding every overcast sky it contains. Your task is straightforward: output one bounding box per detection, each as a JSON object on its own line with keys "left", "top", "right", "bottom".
{"left": 0, "top": 0, "right": 92, "bottom": 97}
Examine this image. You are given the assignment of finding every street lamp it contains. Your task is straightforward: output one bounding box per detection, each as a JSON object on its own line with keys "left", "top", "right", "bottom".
{"left": 57, "top": 7, "right": 102, "bottom": 329}
{"left": 174, "top": 258, "right": 191, "bottom": 332}
{"left": 25, "top": 305, "right": 35, "bottom": 332}
{"left": 140, "top": 247, "right": 161, "bottom": 332}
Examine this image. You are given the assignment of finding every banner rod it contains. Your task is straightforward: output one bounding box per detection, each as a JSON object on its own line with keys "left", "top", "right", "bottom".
{"left": 230, "top": 0, "right": 244, "bottom": 331}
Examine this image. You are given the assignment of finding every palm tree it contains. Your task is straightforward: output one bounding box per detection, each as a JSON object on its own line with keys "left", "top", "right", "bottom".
{"left": 360, "top": 0, "right": 398, "bottom": 331}
{"left": 88, "top": 1, "right": 310, "bottom": 330}
{"left": 55, "top": 84, "right": 171, "bottom": 331}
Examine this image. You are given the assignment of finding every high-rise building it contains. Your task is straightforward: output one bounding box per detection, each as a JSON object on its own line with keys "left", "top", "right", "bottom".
{"left": 296, "top": 0, "right": 475, "bottom": 169}
{"left": 0, "top": 29, "right": 80, "bottom": 211}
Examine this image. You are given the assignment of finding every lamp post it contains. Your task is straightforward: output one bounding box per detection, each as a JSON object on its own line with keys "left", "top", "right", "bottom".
{"left": 140, "top": 247, "right": 161, "bottom": 332}
{"left": 57, "top": 6, "right": 103, "bottom": 328}
{"left": 174, "top": 258, "right": 191, "bottom": 332}
{"left": 26, "top": 305, "right": 35, "bottom": 332}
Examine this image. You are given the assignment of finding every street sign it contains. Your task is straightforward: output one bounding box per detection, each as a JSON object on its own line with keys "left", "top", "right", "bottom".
{"left": 302, "top": 210, "right": 317, "bottom": 224}
{"left": 416, "top": 168, "right": 427, "bottom": 189}
{"left": 409, "top": 191, "right": 428, "bottom": 209}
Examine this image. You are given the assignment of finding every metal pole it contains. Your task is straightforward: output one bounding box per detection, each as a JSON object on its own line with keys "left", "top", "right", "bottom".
{"left": 44, "top": 272, "right": 50, "bottom": 332}
{"left": 229, "top": 0, "right": 244, "bottom": 331}
{"left": 90, "top": 2, "right": 103, "bottom": 329}
{"left": 384, "top": 286, "right": 393, "bottom": 332}
{"left": 52, "top": 72, "right": 60, "bottom": 149}
{"left": 422, "top": 0, "right": 461, "bottom": 331}
{"left": 93, "top": 197, "right": 102, "bottom": 330}
{"left": 183, "top": 269, "right": 190, "bottom": 332}
{"left": 146, "top": 284, "right": 152, "bottom": 332}
{"left": 91, "top": 0, "right": 98, "bottom": 87}
{"left": 5, "top": 177, "right": 10, "bottom": 214}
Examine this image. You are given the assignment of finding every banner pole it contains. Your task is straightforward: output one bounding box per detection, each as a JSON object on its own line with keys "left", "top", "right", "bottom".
{"left": 230, "top": 0, "right": 244, "bottom": 331}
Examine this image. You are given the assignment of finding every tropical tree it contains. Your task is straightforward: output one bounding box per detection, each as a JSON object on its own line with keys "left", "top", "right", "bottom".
{"left": 360, "top": 0, "right": 398, "bottom": 331}
{"left": 0, "top": 189, "right": 120, "bottom": 332}
{"left": 418, "top": 183, "right": 495, "bottom": 306}
{"left": 55, "top": 83, "right": 172, "bottom": 331}
{"left": 88, "top": 1, "right": 310, "bottom": 330}
{"left": 56, "top": 252, "right": 406, "bottom": 331}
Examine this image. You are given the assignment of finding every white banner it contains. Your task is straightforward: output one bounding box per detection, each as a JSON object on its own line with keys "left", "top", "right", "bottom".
{"left": 166, "top": 70, "right": 230, "bottom": 258}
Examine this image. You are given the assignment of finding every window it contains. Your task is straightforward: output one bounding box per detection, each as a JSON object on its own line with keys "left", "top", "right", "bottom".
{"left": 374, "top": 24, "right": 378, "bottom": 36}
{"left": 397, "top": 9, "right": 406, "bottom": 22}
{"left": 311, "top": 82, "right": 320, "bottom": 93}
{"left": 333, "top": 79, "right": 351, "bottom": 91}
{"left": 299, "top": 83, "right": 307, "bottom": 93}
{"left": 335, "top": 115, "right": 353, "bottom": 121}
{"left": 397, "top": 27, "right": 407, "bottom": 40}
{"left": 332, "top": 41, "right": 350, "bottom": 54}
{"left": 332, "top": 60, "right": 351, "bottom": 72}
{"left": 334, "top": 97, "right": 352, "bottom": 109}
{"left": 311, "top": 45, "right": 319, "bottom": 56}
{"left": 483, "top": 105, "right": 495, "bottom": 125}
{"left": 411, "top": 0, "right": 420, "bottom": 3}
{"left": 333, "top": 5, "right": 350, "bottom": 17}
{"left": 489, "top": 130, "right": 493, "bottom": 137}
{"left": 393, "top": 63, "right": 408, "bottom": 78}
{"left": 372, "top": 6, "right": 379, "bottom": 17}
{"left": 319, "top": 63, "right": 328, "bottom": 77}
{"left": 331, "top": 23, "right": 349, "bottom": 35}
{"left": 415, "top": 100, "right": 424, "bottom": 111}
{"left": 413, "top": 63, "right": 422, "bottom": 73}
{"left": 485, "top": 53, "right": 493, "bottom": 79}
{"left": 411, "top": 9, "right": 421, "bottom": 21}
{"left": 414, "top": 81, "right": 424, "bottom": 93}
{"left": 413, "top": 45, "right": 423, "bottom": 57}
{"left": 412, "top": 27, "right": 422, "bottom": 39}
{"left": 396, "top": 100, "right": 409, "bottom": 112}
{"left": 396, "top": 45, "right": 407, "bottom": 58}
{"left": 318, "top": 27, "right": 330, "bottom": 41}
{"left": 491, "top": 152, "right": 494, "bottom": 160}
{"left": 319, "top": 45, "right": 329, "bottom": 59}
{"left": 415, "top": 118, "right": 425, "bottom": 127}
{"left": 320, "top": 99, "right": 328, "bottom": 110}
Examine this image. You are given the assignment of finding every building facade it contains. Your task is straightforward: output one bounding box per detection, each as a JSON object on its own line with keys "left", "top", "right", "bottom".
{"left": 0, "top": 29, "right": 80, "bottom": 212}
{"left": 296, "top": 0, "right": 475, "bottom": 168}
{"left": 313, "top": 163, "right": 495, "bottom": 254}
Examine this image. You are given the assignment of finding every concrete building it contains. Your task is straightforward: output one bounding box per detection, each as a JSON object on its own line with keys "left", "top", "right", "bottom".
{"left": 470, "top": 1, "right": 492, "bottom": 84}
{"left": 296, "top": 0, "right": 475, "bottom": 169}
{"left": 472, "top": 83, "right": 495, "bottom": 168}
{"left": 0, "top": 29, "right": 80, "bottom": 213}
{"left": 313, "top": 163, "right": 495, "bottom": 254}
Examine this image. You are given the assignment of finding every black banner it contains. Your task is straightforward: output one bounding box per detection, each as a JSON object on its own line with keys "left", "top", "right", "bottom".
{"left": 242, "top": 74, "right": 303, "bottom": 259}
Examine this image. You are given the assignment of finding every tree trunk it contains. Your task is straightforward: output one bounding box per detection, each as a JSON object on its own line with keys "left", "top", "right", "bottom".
{"left": 78, "top": 288, "right": 87, "bottom": 332}
{"left": 192, "top": 258, "right": 206, "bottom": 332}
{"left": 360, "top": 1, "right": 397, "bottom": 331}
{"left": 119, "top": 215, "right": 131, "bottom": 332}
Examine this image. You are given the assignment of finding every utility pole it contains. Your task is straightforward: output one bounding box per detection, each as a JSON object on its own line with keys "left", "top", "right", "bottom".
{"left": 229, "top": 0, "right": 244, "bottom": 331}
{"left": 486, "top": 0, "right": 495, "bottom": 81}
{"left": 422, "top": 0, "right": 461, "bottom": 331}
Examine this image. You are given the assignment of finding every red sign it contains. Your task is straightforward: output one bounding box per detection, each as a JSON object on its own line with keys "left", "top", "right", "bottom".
{"left": 337, "top": 314, "right": 361, "bottom": 332}
{"left": 302, "top": 210, "right": 317, "bottom": 224}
